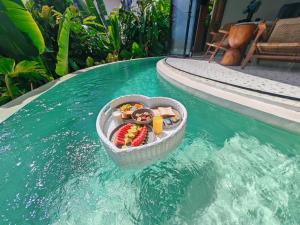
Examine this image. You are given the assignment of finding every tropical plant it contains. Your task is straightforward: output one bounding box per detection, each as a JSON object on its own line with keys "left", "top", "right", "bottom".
{"left": 0, "top": 0, "right": 171, "bottom": 106}
{"left": 27, "top": 0, "right": 73, "bottom": 13}
{"left": 0, "top": 57, "right": 51, "bottom": 100}
{"left": 0, "top": 0, "right": 45, "bottom": 60}
{"left": 80, "top": 0, "right": 107, "bottom": 25}
{"left": 107, "top": 12, "right": 121, "bottom": 57}
{"left": 55, "top": 7, "right": 75, "bottom": 75}
{"left": 131, "top": 42, "right": 145, "bottom": 58}
{"left": 118, "top": 0, "right": 170, "bottom": 56}
{"left": 55, "top": 5, "right": 108, "bottom": 75}
{"left": 85, "top": 56, "right": 94, "bottom": 67}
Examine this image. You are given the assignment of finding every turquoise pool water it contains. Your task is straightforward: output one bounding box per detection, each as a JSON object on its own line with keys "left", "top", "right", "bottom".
{"left": 0, "top": 58, "right": 299, "bottom": 225}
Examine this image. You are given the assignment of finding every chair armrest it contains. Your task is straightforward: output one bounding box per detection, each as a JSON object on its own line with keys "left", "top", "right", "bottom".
{"left": 218, "top": 29, "right": 229, "bottom": 34}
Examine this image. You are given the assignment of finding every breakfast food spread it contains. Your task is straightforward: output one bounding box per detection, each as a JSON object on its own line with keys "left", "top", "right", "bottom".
{"left": 97, "top": 95, "right": 187, "bottom": 168}
{"left": 119, "top": 103, "right": 144, "bottom": 119}
{"left": 112, "top": 103, "right": 181, "bottom": 149}
{"left": 150, "top": 107, "right": 180, "bottom": 127}
{"left": 158, "top": 107, "right": 176, "bottom": 117}
{"left": 133, "top": 111, "right": 153, "bottom": 123}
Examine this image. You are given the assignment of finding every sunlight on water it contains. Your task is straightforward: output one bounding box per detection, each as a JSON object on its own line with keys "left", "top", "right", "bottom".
{"left": 0, "top": 58, "right": 299, "bottom": 225}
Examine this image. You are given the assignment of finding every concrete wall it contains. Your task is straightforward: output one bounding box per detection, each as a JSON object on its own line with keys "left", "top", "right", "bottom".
{"left": 221, "top": 0, "right": 300, "bottom": 25}
{"left": 103, "top": 0, "right": 139, "bottom": 14}
{"left": 103, "top": 0, "right": 121, "bottom": 13}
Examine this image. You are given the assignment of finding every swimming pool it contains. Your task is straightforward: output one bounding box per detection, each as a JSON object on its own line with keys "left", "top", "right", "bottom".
{"left": 0, "top": 58, "right": 299, "bottom": 225}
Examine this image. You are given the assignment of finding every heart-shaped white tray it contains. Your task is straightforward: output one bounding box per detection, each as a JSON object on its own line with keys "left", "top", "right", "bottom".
{"left": 96, "top": 95, "right": 187, "bottom": 168}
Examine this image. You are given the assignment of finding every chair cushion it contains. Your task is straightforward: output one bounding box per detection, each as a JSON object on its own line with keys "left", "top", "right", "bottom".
{"left": 268, "top": 17, "right": 300, "bottom": 43}
{"left": 257, "top": 42, "right": 300, "bottom": 55}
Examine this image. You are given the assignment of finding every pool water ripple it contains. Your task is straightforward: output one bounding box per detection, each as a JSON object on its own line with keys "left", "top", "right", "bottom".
{"left": 0, "top": 58, "right": 299, "bottom": 225}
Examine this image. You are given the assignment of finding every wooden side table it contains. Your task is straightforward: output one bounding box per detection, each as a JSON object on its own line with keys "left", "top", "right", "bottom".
{"left": 220, "top": 23, "right": 257, "bottom": 66}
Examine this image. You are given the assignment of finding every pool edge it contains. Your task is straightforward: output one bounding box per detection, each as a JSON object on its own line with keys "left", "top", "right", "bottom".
{"left": 156, "top": 59, "right": 300, "bottom": 135}
{"left": 0, "top": 57, "right": 162, "bottom": 124}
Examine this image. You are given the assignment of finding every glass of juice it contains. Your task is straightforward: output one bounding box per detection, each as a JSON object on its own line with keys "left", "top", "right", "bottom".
{"left": 153, "top": 116, "right": 163, "bottom": 135}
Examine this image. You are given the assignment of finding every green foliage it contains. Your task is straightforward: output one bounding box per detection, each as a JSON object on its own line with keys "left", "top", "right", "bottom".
{"left": 83, "top": 16, "right": 104, "bottom": 29}
{"left": 118, "top": 0, "right": 170, "bottom": 56}
{"left": 131, "top": 42, "right": 145, "bottom": 58}
{"left": 0, "top": 58, "right": 15, "bottom": 74}
{"left": 55, "top": 7, "right": 74, "bottom": 76}
{"left": 106, "top": 53, "right": 118, "bottom": 63}
{"left": 27, "top": 0, "right": 73, "bottom": 13}
{"left": 0, "top": 0, "right": 170, "bottom": 105}
{"left": 107, "top": 12, "right": 121, "bottom": 55}
{"left": 83, "top": 0, "right": 106, "bottom": 25}
{"left": 0, "top": 57, "right": 50, "bottom": 99}
{"left": 0, "top": 0, "right": 45, "bottom": 60}
{"left": 86, "top": 56, "right": 94, "bottom": 67}
{"left": 119, "top": 49, "right": 132, "bottom": 60}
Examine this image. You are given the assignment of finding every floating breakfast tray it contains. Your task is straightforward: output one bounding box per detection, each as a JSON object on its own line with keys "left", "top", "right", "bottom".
{"left": 96, "top": 95, "right": 187, "bottom": 168}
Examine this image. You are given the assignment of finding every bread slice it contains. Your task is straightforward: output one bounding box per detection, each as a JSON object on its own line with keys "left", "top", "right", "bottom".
{"left": 152, "top": 109, "right": 161, "bottom": 116}
{"left": 158, "top": 107, "right": 176, "bottom": 117}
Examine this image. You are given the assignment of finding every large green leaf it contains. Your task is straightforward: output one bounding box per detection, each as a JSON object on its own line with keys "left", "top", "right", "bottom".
{"left": 14, "top": 60, "right": 52, "bottom": 81}
{"left": 94, "top": 0, "right": 107, "bottom": 18}
{"left": 0, "top": 57, "right": 15, "bottom": 75}
{"left": 84, "top": 0, "right": 106, "bottom": 26}
{"left": 4, "top": 73, "right": 19, "bottom": 99}
{"left": 83, "top": 16, "right": 104, "bottom": 29}
{"left": 108, "top": 12, "right": 121, "bottom": 53}
{"left": 55, "top": 8, "right": 73, "bottom": 76}
{"left": 131, "top": 42, "right": 145, "bottom": 58}
{"left": 0, "top": 93, "right": 11, "bottom": 105}
{"left": 0, "top": 0, "right": 45, "bottom": 59}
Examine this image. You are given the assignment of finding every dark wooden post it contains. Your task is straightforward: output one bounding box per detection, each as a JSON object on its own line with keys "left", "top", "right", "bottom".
{"left": 192, "top": 1, "right": 209, "bottom": 54}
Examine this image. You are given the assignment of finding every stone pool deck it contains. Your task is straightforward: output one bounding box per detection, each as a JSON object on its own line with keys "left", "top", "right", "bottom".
{"left": 157, "top": 57, "right": 300, "bottom": 134}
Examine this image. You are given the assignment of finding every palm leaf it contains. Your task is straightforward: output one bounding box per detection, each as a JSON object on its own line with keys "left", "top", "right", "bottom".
{"left": 84, "top": 0, "right": 106, "bottom": 26}
{"left": 0, "top": 57, "right": 15, "bottom": 75}
{"left": 14, "top": 60, "right": 52, "bottom": 81}
{"left": 83, "top": 16, "right": 104, "bottom": 29}
{"left": 0, "top": 93, "right": 11, "bottom": 105}
{"left": 94, "top": 0, "right": 107, "bottom": 18}
{"left": 55, "top": 8, "right": 73, "bottom": 76}
{"left": 108, "top": 12, "right": 121, "bottom": 53}
{"left": 77, "top": 0, "right": 89, "bottom": 16}
{"left": 0, "top": 0, "right": 45, "bottom": 60}
{"left": 4, "top": 74, "right": 19, "bottom": 99}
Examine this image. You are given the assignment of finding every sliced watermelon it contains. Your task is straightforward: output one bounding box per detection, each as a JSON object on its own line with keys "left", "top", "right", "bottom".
{"left": 131, "top": 126, "right": 147, "bottom": 147}
{"left": 114, "top": 123, "right": 133, "bottom": 146}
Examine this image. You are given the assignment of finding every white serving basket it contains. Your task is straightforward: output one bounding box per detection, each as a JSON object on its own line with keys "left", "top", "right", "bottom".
{"left": 96, "top": 95, "right": 187, "bottom": 168}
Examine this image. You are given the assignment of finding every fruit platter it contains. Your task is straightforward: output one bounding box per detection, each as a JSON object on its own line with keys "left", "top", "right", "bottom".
{"left": 96, "top": 95, "right": 187, "bottom": 168}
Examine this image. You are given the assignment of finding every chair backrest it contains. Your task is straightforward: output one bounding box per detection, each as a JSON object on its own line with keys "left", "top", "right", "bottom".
{"left": 276, "top": 2, "right": 300, "bottom": 19}
{"left": 222, "top": 23, "right": 233, "bottom": 31}
{"left": 268, "top": 17, "right": 300, "bottom": 43}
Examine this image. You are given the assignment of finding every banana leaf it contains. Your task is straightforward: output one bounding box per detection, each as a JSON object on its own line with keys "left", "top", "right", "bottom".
{"left": 0, "top": 57, "right": 14, "bottom": 74}
{"left": 14, "top": 60, "right": 52, "bottom": 81}
{"left": 0, "top": 57, "right": 50, "bottom": 98}
{"left": 83, "top": 16, "right": 104, "bottom": 29}
{"left": 0, "top": 0, "right": 45, "bottom": 60}
{"left": 84, "top": 0, "right": 106, "bottom": 26}
{"left": 108, "top": 12, "right": 121, "bottom": 53}
{"left": 95, "top": 0, "right": 107, "bottom": 17}
{"left": 55, "top": 8, "right": 73, "bottom": 76}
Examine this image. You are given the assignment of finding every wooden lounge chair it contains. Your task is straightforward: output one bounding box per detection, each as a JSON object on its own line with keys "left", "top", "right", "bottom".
{"left": 241, "top": 17, "right": 300, "bottom": 68}
{"left": 205, "top": 23, "right": 232, "bottom": 62}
